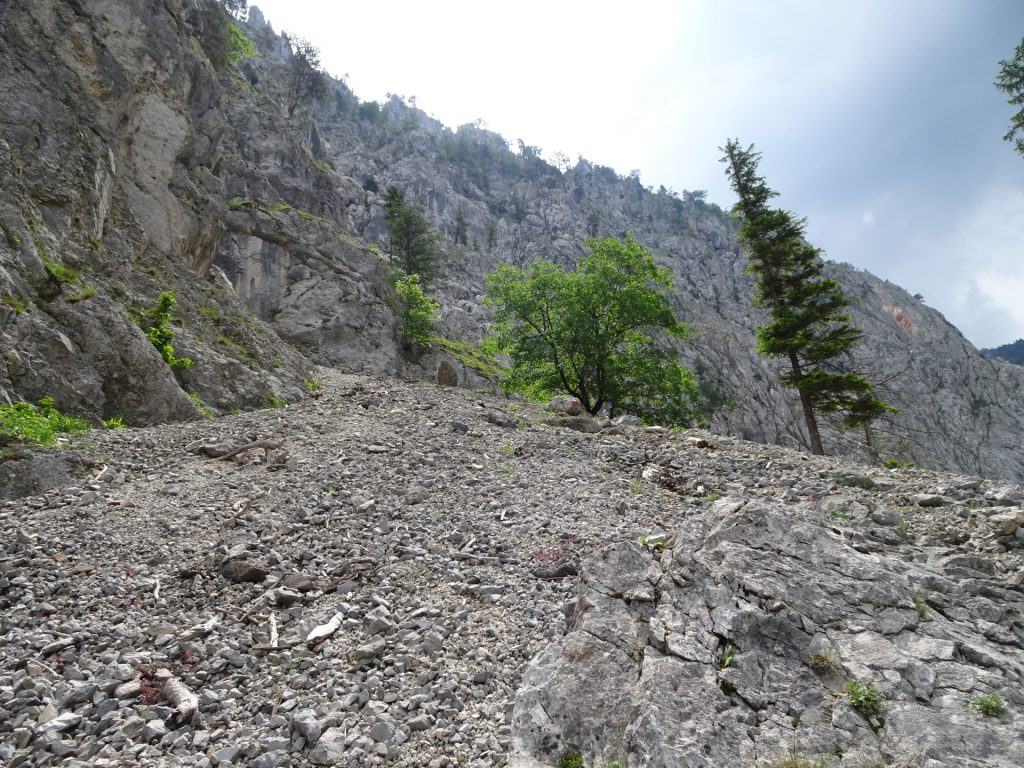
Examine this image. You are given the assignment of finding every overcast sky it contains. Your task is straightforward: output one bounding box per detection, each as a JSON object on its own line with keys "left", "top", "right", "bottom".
{"left": 249, "top": 1, "right": 1024, "bottom": 349}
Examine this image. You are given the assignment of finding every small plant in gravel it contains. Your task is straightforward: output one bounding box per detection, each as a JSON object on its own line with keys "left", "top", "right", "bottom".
{"left": 304, "top": 378, "right": 322, "bottom": 393}
{"left": 0, "top": 397, "right": 88, "bottom": 446}
{"left": 557, "top": 749, "right": 584, "bottom": 768}
{"left": 263, "top": 394, "right": 286, "bottom": 409}
{"left": 969, "top": 692, "right": 1005, "bottom": 717}
{"left": 102, "top": 416, "right": 126, "bottom": 429}
{"left": 847, "top": 679, "right": 886, "bottom": 718}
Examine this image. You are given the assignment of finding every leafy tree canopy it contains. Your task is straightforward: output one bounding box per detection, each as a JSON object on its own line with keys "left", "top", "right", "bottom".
{"left": 996, "top": 37, "right": 1024, "bottom": 156}
{"left": 483, "top": 234, "right": 699, "bottom": 425}
{"left": 721, "top": 140, "right": 895, "bottom": 454}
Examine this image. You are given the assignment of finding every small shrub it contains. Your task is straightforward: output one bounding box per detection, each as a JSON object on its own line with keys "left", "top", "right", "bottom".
{"left": 393, "top": 273, "right": 439, "bottom": 343}
{"left": 0, "top": 397, "right": 88, "bottom": 446}
{"left": 718, "top": 644, "right": 735, "bottom": 669}
{"left": 557, "top": 750, "right": 584, "bottom": 768}
{"left": 807, "top": 653, "right": 839, "bottom": 675}
{"left": 2, "top": 294, "right": 26, "bottom": 313}
{"left": 42, "top": 259, "right": 80, "bottom": 284}
{"left": 263, "top": 395, "right": 286, "bottom": 409}
{"left": 304, "top": 378, "right": 322, "bottom": 393}
{"left": 102, "top": 416, "right": 126, "bottom": 429}
{"left": 774, "top": 749, "right": 830, "bottom": 768}
{"left": 145, "top": 292, "right": 192, "bottom": 370}
{"left": 225, "top": 22, "right": 255, "bottom": 63}
{"left": 2, "top": 222, "right": 22, "bottom": 247}
{"left": 912, "top": 593, "right": 928, "bottom": 617}
{"left": 847, "top": 679, "right": 886, "bottom": 718}
{"left": 969, "top": 692, "right": 1005, "bottom": 717}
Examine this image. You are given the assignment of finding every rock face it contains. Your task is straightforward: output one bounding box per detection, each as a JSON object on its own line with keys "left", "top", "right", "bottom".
{"left": 0, "top": 0, "right": 391, "bottom": 424}
{"left": 512, "top": 494, "right": 1024, "bottom": 767}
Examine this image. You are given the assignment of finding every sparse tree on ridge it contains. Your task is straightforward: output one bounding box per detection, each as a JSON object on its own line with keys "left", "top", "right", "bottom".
{"left": 284, "top": 35, "right": 329, "bottom": 118}
{"left": 721, "top": 140, "right": 895, "bottom": 455}
{"left": 996, "top": 37, "right": 1024, "bottom": 157}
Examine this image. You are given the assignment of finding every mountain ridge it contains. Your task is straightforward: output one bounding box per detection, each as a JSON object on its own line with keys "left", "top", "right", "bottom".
{"left": 1, "top": 0, "right": 1023, "bottom": 480}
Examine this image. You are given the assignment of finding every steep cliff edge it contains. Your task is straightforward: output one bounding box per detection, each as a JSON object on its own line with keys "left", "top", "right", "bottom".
{"left": 2, "top": 0, "right": 1023, "bottom": 482}
{"left": 0, "top": 0, "right": 396, "bottom": 426}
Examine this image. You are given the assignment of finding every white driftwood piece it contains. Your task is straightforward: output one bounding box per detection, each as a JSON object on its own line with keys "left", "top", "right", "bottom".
{"left": 177, "top": 615, "right": 219, "bottom": 642}
{"left": 162, "top": 678, "right": 199, "bottom": 722}
{"left": 306, "top": 613, "right": 343, "bottom": 649}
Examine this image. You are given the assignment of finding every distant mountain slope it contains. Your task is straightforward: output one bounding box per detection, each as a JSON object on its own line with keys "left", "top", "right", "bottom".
{"left": 2, "top": 0, "right": 1023, "bottom": 479}
{"left": 982, "top": 339, "right": 1024, "bottom": 365}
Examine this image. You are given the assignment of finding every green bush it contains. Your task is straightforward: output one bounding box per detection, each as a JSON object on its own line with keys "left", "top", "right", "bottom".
{"left": 394, "top": 273, "right": 439, "bottom": 343}
{"left": 225, "top": 22, "right": 255, "bottom": 63}
{"left": 970, "top": 692, "right": 1005, "bottom": 717}
{"left": 145, "top": 292, "right": 192, "bottom": 370}
{"left": 847, "top": 679, "right": 886, "bottom": 717}
{"left": 0, "top": 397, "right": 88, "bottom": 446}
{"left": 102, "top": 416, "right": 126, "bottom": 429}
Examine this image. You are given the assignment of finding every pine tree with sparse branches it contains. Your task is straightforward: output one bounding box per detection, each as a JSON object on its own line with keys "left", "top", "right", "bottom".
{"left": 721, "top": 140, "right": 895, "bottom": 455}
{"left": 996, "top": 37, "right": 1024, "bottom": 157}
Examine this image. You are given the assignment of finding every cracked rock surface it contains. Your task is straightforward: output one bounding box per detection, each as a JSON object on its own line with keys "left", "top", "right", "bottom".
{"left": 1, "top": 370, "right": 1021, "bottom": 767}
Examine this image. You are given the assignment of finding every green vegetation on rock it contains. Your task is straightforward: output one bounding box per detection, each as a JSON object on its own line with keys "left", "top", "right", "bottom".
{"left": 393, "top": 273, "right": 439, "bottom": 344}
{"left": 484, "top": 234, "right": 699, "bottom": 425}
{"left": 384, "top": 187, "right": 441, "bottom": 284}
{"left": 0, "top": 397, "right": 88, "bottom": 446}
{"left": 145, "top": 291, "right": 192, "bottom": 370}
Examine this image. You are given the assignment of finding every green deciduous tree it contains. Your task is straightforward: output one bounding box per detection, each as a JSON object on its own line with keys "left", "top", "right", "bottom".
{"left": 384, "top": 186, "right": 441, "bottom": 283}
{"left": 721, "top": 140, "right": 894, "bottom": 455}
{"left": 484, "top": 234, "right": 699, "bottom": 425}
{"left": 996, "top": 37, "right": 1024, "bottom": 157}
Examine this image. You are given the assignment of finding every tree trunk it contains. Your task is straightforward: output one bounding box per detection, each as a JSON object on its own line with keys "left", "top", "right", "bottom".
{"left": 789, "top": 352, "right": 824, "bottom": 455}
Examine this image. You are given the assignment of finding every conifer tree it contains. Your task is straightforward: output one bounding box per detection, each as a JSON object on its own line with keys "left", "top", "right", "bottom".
{"left": 383, "top": 187, "right": 441, "bottom": 284}
{"left": 996, "top": 37, "right": 1024, "bottom": 157}
{"left": 721, "top": 140, "right": 894, "bottom": 455}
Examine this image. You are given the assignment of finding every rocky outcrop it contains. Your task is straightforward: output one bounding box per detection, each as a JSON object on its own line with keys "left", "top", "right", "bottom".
{"left": 512, "top": 472, "right": 1024, "bottom": 767}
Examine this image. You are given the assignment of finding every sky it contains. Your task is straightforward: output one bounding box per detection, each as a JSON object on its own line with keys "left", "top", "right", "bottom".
{"left": 248, "top": 1, "right": 1024, "bottom": 349}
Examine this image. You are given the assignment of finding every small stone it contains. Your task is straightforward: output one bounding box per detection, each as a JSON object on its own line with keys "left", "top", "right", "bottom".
{"left": 309, "top": 727, "right": 347, "bottom": 765}
{"left": 141, "top": 719, "right": 168, "bottom": 743}
{"left": 369, "top": 720, "right": 395, "bottom": 743}
{"left": 219, "top": 558, "right": 270, "bottom": 583}
{"left": 34, "top": 712, "right": 82, "bottom": 735}
{"left": 353, "top": 638, "right": 387, "bottom": 660}
{"left": 404, "top": 486, "right": 430, "bottom": 505}
{"left": 546, "top": 396, "right": 583, "bottom": 416}
{"left": 291, "top": 709, "right": 321, "bottom": 746}
{"left": 211, "top": 745, "right": 243, "bottom": 765}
